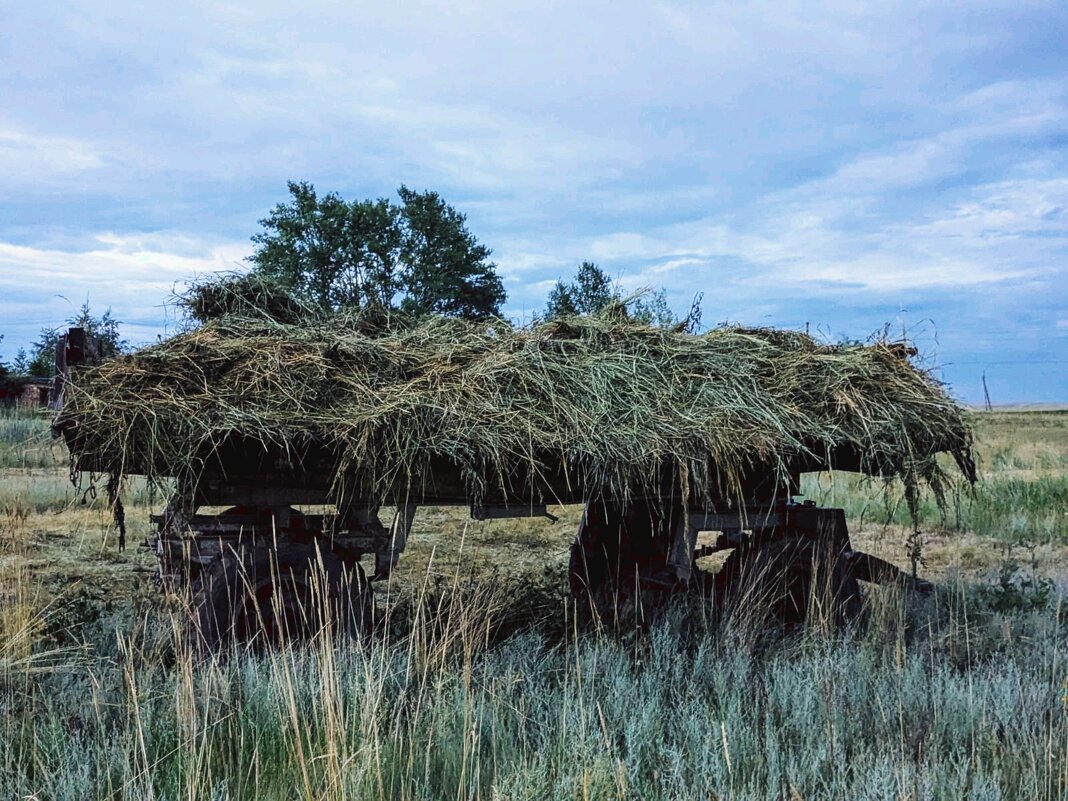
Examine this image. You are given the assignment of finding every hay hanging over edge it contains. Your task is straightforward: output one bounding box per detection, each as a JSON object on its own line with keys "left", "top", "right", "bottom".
{"left": 56, "top": 304, "right": 975, "bottom": 512}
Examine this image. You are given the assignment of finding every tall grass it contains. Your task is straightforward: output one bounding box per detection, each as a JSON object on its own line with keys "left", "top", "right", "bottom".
{"left": 0, "top": 500, "right": 84, "bottom": 680}
{"left": 1, "top": 575, "right": 1065, "bottom": 801}
{"left": 802, "top": 473, "right": 1068, "bottom": 544}
{"left": 795, "top": 410, "right": 1068, "bottom": 545}
{"left": 0, "top": 407, "right": 64, "bottom": 469}
{"left": 0, "top": 473, "right": 162, "bottom": 515}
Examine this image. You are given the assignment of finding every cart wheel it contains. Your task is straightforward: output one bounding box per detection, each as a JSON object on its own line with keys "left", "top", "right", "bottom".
{"left": 713, "top": 537, "right": 862, "bottom": 629}
{"left": 190, "top": 542, "right": 373, "bottom": 652}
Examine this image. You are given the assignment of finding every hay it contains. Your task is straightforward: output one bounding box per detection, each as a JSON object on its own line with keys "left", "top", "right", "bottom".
{"left": 183, "top": 272, "right": 319, "bottom": 324}
{"left": 56, "top": 296, "right": 973, "bottom": 509}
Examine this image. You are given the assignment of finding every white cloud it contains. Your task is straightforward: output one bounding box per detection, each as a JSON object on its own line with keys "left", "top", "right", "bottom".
{"left": 0, "top": 234, "right": 246, "bottom": 290}
{"left": 789, "top": 82, "right": 1068, "bottom": 202}
{"left": 0, "top": 234, "right": 249, "bottom": 349}
{"left": 647, "top": 257, "right": 711, "bottom": 275}
{"left": 512, "top": 166, "right": 1066, "bottom": 300}
{"left": 0, "top": 127, "right": 104, "bottom": 181}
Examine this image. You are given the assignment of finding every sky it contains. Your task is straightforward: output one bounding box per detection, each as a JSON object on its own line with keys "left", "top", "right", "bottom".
{"left": 1, "top": 1, "right": 1066, "bottom": 404}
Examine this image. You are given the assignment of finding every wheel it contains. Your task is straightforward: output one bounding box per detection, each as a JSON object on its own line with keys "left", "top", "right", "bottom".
{"left": 713, "top": 537, "right": 862, "bottom": 629}
{"left": 190, "top": 542, "right": 374, "bottom": 652}
{"left": 568, "top": 500, "right": 678, "bottom": 619}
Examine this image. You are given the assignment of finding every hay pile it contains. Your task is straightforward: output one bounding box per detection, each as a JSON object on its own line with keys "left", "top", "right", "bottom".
{"left": 183, "top": 273, "right": 318, "bottom": 324}
{"left": 56, "top": 296, "right": 973, "bottom": 507}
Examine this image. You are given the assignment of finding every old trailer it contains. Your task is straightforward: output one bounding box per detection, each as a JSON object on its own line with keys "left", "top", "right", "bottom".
{"left": 52, "top": 313, "right": 974, "bottom": 648}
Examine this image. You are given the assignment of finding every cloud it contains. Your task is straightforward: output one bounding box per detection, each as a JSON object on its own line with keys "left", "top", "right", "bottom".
{"left": 0, "top": 234, "right": 249, "bottom": 351}
{"left": 0, "top": 233, "right": 246, "bottom": 290}
{"left": 573, "top": 176, "right": 1062, "bottom": 295}
{"left": 0, "top": 126, "right": 104, "bottom": 181}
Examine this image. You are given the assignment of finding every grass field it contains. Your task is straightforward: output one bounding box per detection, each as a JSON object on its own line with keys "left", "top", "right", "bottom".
{"left": 1, "top": 407, "right": 1066, "bottom": 799}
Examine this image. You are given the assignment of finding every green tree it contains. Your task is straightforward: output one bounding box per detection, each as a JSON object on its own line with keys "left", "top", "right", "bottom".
{"left": 396, "top": 186, "right": 504, "bottom": 320}
{"left": 11, "top": 349, "right": 29, "bottom": 376}
{"left": 544, "top": 262, "right": 700, "bottom": 330}
{"left": 26, "top": 331, "right": 57, "bottom": 377}
{"left": 542, "top": 263, "right": 700, "bottom": 333}
{"left": 249, "top": 182, "right": 505, "bottom": 321}
{"left": 250, "top": 182, "right": 401, "bottom": 311}
{"left": 545, "top": 262, "right": 613, "bottom": 318}
{"left": 25, "top": 302, "right": 127, "bottom": 378}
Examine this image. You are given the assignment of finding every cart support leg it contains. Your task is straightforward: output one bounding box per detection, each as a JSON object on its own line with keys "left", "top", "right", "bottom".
{"left": 666, "top": 512, "right": 696, "bottom": 583}
{"left": 374, "top": 503, "right": 415, "bottom": 580}
{"left": 847, "top": 550, "right": 934, "bottom": 594}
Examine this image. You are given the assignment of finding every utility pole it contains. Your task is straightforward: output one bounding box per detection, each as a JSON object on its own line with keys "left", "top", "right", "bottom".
{"left": 982, "top": 372, "right": 993, "bottom": 412}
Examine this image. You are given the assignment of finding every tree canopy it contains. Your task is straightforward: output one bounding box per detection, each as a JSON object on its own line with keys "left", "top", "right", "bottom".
{"left": 249, "top": 182, "right": 505, "bottom": 321}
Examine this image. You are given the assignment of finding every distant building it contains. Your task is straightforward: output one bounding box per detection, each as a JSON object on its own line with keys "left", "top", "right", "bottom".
{"left": 0, "top": 376, "right": 53, "bottom": 408}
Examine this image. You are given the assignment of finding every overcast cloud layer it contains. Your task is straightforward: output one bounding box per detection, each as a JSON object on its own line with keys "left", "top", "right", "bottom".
{"left": 2, "top": 1, "right": 1066, "bottom": 403}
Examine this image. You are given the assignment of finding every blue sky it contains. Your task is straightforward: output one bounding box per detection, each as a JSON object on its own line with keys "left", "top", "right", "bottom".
{"left": 1, "top": 1, "right": 1066, "bottom": 403}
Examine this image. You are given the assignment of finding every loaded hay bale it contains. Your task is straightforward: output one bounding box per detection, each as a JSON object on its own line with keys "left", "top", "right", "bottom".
{"left": 54, "top": 284, "right": 974, "bottom": 512}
